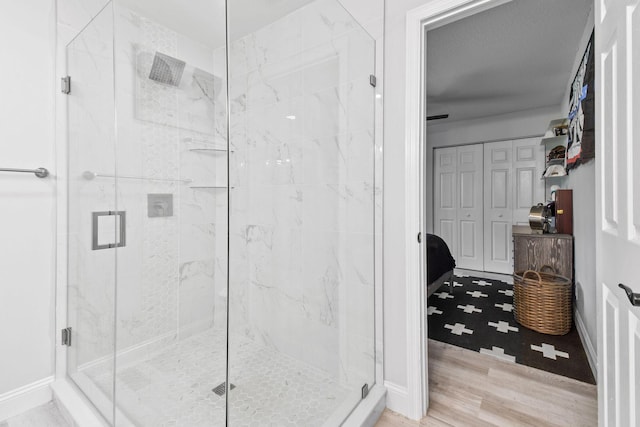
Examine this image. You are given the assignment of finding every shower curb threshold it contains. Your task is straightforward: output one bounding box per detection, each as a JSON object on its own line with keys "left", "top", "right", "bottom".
{"left": 341, "top": 384, "right": 386, "bottom": 427}
{"left": 52, "top": 379, "right": 386, "bottom": 427}
{"left": 51, "top": 379, "right": 108, "bottom": 427}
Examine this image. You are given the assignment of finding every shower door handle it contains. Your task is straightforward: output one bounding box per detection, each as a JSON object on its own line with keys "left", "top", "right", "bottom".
{"left": 92, "top": 211, "right": 126, "bottom": 250}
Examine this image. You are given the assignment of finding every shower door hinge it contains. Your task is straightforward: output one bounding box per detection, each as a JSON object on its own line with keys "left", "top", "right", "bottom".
{"left": 61, "top": 327, "right": 72, "bottom": 346}
{"left": 61, "top": 76, "right": 71, "bottom": 94}
{"left": 361, "top": 383, "right": 369, "bottom": 399}
{"left": 369, "top": 74, "right": 377, "bottom": 87}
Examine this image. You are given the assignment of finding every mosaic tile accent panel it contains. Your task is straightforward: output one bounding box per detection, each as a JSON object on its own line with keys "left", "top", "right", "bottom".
{"left": 113, "top": 9, "right": 182, "bottom": 350}
{"left": 111, "top": 6, "right": 225, "bottom": 352}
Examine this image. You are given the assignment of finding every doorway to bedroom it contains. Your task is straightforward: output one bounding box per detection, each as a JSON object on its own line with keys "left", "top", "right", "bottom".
{"left": 423, "top": 0, "right": 597, "bottom": 393}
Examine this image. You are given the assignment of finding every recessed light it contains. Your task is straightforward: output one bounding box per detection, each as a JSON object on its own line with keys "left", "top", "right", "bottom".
{"left": 286, "top": 115, "right": 296, "bottom": 120}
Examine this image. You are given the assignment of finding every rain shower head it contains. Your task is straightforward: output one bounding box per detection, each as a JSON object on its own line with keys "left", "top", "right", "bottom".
{"left": 149, "top": 52, "right": 186, "bottom": 87}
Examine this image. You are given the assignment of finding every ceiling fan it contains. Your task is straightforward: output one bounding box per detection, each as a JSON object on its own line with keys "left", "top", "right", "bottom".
{"left": 426, "top": 114, "right": 449, "bottom": 121}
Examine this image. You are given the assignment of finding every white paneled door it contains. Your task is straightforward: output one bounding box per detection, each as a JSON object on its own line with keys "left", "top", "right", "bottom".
{"left": 434, "top": 147, "right": 459, "bottom": 261}
{"left": 596, "top": 0, "right": 640, "bottom": 425}
{"left": 434, "top": 145, "right": 484, "bottom": 270}
{"left": 512, "top": 138, "right": 545, "bottom": 225}
{"left": 456, "top": 144, "right": 484, "bottom": 270}
{"left": 483, "top": 141, "right": 513, "bottom": 274}
{"left": 434, "top": 140, "right": 543, "bottom": 274}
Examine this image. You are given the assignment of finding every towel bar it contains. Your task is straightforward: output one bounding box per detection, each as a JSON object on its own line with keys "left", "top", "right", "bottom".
{"left": 0, "top": 167, "right": 49, "bottom": 178}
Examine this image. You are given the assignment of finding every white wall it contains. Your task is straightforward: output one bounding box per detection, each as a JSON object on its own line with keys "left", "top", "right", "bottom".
{"left": 0, "top": 0, "right": 56, "bottom": 417}
{"left": 560, "top": 5, "right": 596, "bottom": 359}
{"left": 382, "top": 0, "right": 431, "bottom": 399}
{"left": 566, "top": 162, "right": 596, "bottom": 349}
{"left": 427, "top": 105, "right": 562, "bottom": 148}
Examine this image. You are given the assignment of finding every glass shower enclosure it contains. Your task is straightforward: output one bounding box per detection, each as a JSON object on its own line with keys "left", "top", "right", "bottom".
{"left": 63, "top": 0, "right": 375, "bottom": 425}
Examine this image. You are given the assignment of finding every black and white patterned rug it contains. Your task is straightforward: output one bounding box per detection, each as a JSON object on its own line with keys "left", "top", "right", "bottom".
{"left": 427, "top": 273, "right": 595, "bottom": 384}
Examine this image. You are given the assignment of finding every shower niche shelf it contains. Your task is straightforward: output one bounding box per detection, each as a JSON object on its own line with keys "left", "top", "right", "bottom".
{"left": 188, "top": 147, "right": 231, "bottom": 153}
{"left": 189, "top": 185, "right": 232, "bottom": 189}
{"left": 182, "top": 136, "right": 224, "bottom": 144}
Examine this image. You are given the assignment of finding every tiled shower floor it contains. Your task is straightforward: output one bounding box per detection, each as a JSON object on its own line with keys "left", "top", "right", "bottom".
{"left": 84, "top": 329, "right": 351, "bottom": 426}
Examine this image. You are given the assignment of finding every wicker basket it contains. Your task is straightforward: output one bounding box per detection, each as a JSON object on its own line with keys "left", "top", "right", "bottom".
{"left": 513, "top": 266, "right": 573, "bottom": 335}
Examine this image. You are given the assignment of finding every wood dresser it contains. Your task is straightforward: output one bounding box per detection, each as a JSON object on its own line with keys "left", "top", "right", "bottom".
{"left": 512, "top": 232, "right": 574, "bottom": 281}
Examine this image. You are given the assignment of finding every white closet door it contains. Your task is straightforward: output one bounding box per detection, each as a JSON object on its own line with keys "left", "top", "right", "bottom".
{"left": 434, "top": 147, "right": 458, "bottom": 259}
{"left": 512, "top": 138, "right": 545, "bottom": 225}
{"left": 456, "top": 144, "right": 484, "bottom": 270}
{"left": 483, "top": 141, "right": 513, "bottom": 274}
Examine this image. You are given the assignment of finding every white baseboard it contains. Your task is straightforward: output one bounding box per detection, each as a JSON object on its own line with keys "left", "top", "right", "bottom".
{"left": 0, "top": 376, "right": 54, "bottom": 421}
{"left": 574, "top": 308, "right": 597, "bottom": 380}
{"left": 383, "top": 381, "right": 410, "bottom": 418}
{"left": 455, "top": 268, "right": 513, "bottom": 284}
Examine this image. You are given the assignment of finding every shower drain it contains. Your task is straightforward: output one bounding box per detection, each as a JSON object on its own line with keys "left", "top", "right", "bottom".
{"left": 212, "top": 382, "right": 236, "bottom": 396}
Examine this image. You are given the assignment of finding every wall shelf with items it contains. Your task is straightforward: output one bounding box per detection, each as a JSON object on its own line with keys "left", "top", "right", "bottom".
{"left": 540, "top": 118, "right": 569, "bottom": 179}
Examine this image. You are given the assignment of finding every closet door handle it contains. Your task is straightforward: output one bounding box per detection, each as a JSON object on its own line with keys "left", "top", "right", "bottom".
{"left": 619, "top": 283, "right": 640, "bottom": 306}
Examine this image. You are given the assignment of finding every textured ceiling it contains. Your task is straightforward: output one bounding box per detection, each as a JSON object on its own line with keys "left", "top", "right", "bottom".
{"left": 426, "top": 0, "right": 592, "bottom": 123}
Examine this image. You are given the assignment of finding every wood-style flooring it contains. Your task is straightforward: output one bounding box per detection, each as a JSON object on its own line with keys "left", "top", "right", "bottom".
{"left": 376, "top": 340, "right": 597, "bottom": 427}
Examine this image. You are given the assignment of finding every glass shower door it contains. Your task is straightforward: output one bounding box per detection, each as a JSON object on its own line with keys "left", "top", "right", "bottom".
{"left": 65, "top": 1, "right": 230, "bottom": 424}
{"left": 66, "top": 3, "right": 118, "bottom": 424}
{"left": 227, "top": 0, "right": 376, "bottom": 424}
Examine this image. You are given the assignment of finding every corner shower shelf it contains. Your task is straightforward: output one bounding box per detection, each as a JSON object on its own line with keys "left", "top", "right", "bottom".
{"left": 189, "top": 185, "right": 233, "bottom": 189}
{"left": 188, "top": 148, "right": 231, "bottom": 153}
{"left": 183, "top": 136, "right": 225, "bottom": 144}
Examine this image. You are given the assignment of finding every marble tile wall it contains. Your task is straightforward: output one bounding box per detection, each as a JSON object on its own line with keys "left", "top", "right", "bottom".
{"left": 226, "top": 0, "right": 376, "bottom": 388}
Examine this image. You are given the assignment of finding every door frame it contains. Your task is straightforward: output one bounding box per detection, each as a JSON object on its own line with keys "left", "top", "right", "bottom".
{"left": 403, "top": 0, "right": 514, "bottom": 418}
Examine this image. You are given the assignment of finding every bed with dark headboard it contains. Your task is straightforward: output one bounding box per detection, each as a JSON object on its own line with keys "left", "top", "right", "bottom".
{"left": 426, "top": 234, "right": 456, "bottom": 297}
